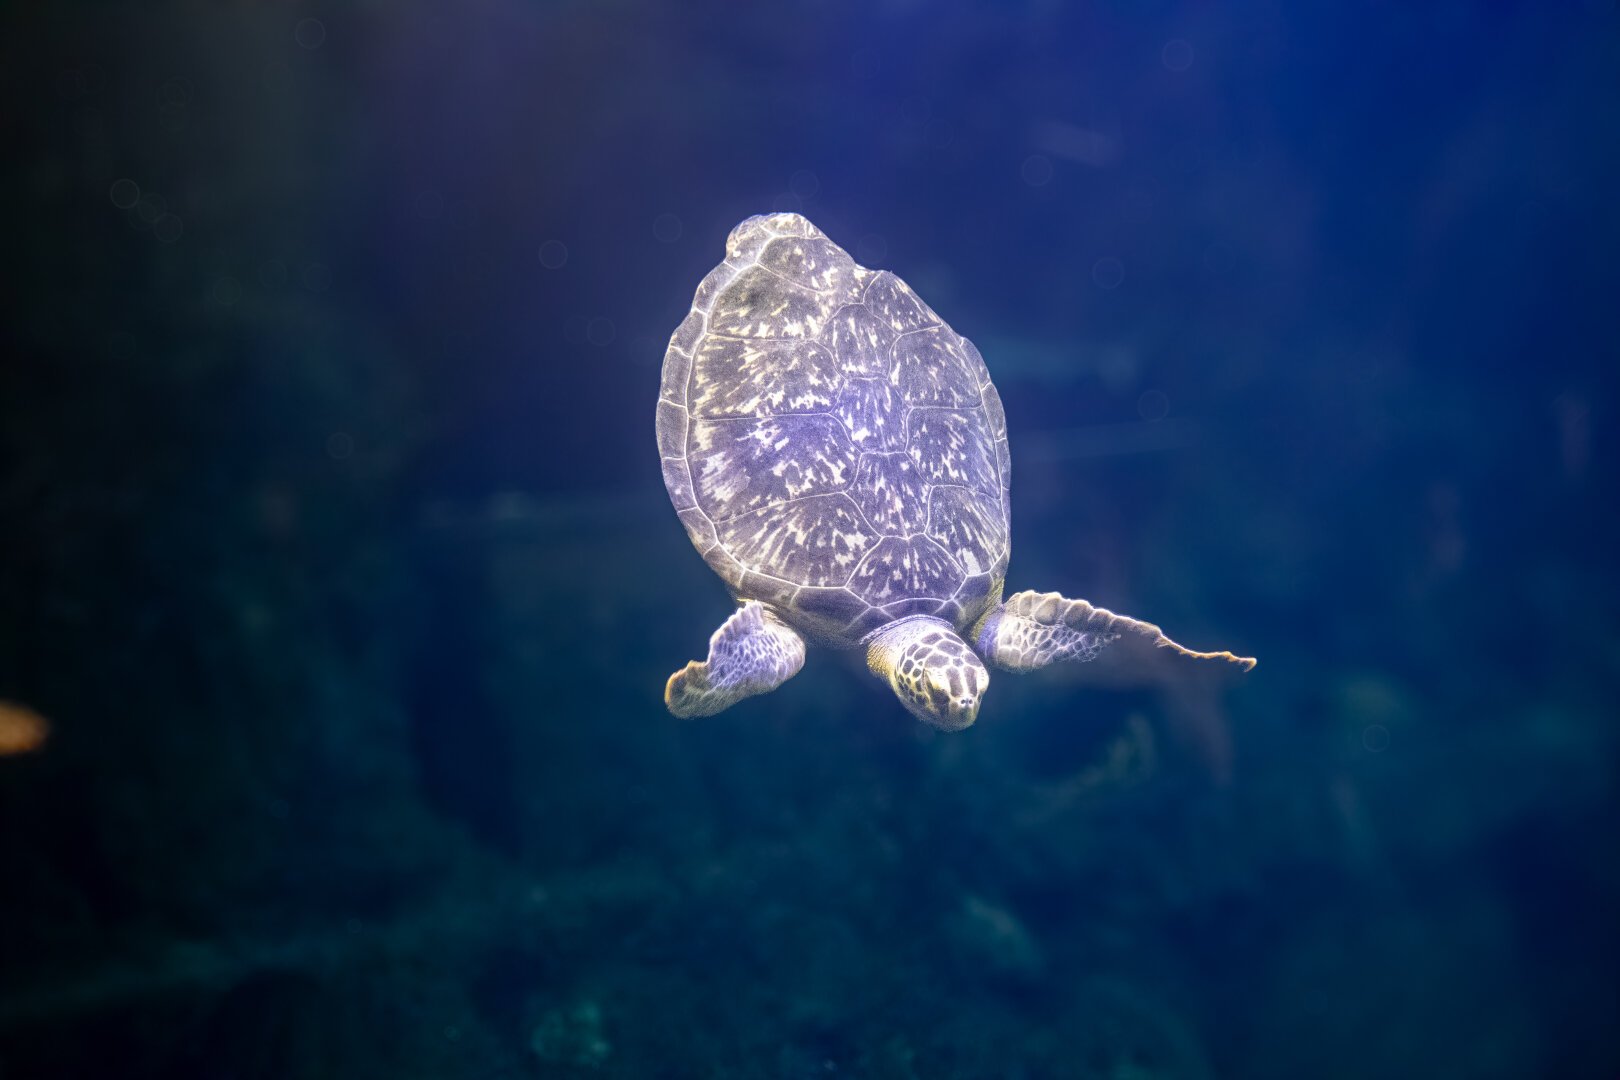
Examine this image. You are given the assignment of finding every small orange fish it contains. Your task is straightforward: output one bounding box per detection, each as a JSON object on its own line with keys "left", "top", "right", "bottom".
{"left": 0, "top": 701, "right": 50, "bottom": 756}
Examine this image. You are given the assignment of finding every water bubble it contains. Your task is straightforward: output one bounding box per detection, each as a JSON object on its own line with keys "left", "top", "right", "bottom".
{"left": 153, "top": 213, "right": 184, "bottom": 243}
{"left": 136, "top": 192, "right": 166, "bottom": 223}
{"left": 902, "top": 95, "right": 932, "bottom": 126}
{"left": 210, "top": 276, "right": 241, "bottom": 307}
{"left": 1361, "top": 725, "right": 1390, "bottom": 753}
{"left": 538, "top": 240, "right": 568, "bottom": 268}
{"left": 295, "top": 18, "right": 327, "bottom": 49}
{"left": 57, "top": 69, "right": 87, "bottom": 101}
{"left": 1136, "top": 389, "right": 1170, "bottom": 421}
{"left": 109, "top": 178, "right": 139, "bottom": 209}
{"left": 413, "top": 188, "right": 443, "bottom": 219}
{"left": 326, "top": 431, "right": 354, "bottom": 460}
{"left": 72, "top": 108, "right": 105, "bottom": 141}
{"left": 1091, "top": 256, "right": 1125, "bottom": 289}
{"left": 159, "top": 77, "right": 191, "bottom": 106}
{"left": 1162, "top": 39, "right": 1194, "bottom": 71}
{"left": 855, "top": 234, "right": 887, "bottom": 266}
{"left": 302, "top": 262, "right": 332, "bottom": 291}
{"left": 586, "top": 317, "right": 616, "bottom": 346}
{"left": 652, "top": 213, "right": 682, "bottom": 243}
{"left": 789, "top": 169, "right": 820, "bottom": 200}
{"left": 1020, "top": 154, "right": 1053, "bottom": 186}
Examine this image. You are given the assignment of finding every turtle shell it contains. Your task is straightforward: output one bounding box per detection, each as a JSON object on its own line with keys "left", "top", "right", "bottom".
{"left": 658, "top": 213, "right": 1010, "bottom": 645}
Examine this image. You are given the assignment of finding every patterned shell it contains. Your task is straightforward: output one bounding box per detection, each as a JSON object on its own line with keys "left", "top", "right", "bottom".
{"left": 658, "top": 213, "right": 1011, "bottom": 646}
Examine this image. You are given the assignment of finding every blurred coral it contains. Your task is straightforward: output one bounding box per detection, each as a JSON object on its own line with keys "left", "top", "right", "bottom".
{"left": 0, "top": 701, "right": 49, "bottom": 756}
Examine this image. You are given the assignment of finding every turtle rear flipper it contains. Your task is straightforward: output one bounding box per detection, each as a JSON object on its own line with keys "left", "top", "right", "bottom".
{"left": 666, "top": 601, "right": 807, "bottom": 718}
{"left": 974, "top": 590, "right": 1255, "bottom": 675}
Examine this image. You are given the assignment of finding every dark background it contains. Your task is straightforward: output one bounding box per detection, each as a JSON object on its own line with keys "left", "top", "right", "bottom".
{"left": 2, "top": 2, "right": 1617, "bottom": 1077}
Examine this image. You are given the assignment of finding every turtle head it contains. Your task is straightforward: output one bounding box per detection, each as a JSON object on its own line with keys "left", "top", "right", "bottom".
{"left": 865, "top": 616, "right": 989, "bottom": 731}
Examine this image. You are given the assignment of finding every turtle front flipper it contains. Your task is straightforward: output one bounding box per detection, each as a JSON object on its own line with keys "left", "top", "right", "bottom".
{"left": 973, "top": 590, "right": 1256, "bottom": 675}
{"left": 665, "top": 601, "right": 807, "bottom": 718}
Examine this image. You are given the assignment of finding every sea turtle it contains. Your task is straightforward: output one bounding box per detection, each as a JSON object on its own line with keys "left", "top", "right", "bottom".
{"left": 656, "top": 212, "right": 1253, "bottom": 730}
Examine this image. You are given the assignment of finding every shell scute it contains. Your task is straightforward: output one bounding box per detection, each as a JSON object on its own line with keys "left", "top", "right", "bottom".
{"left": 834, "top": 377, "right": 907, "bottom": 452}
{"left": 892, "top": 326, "right": 982, "bottom": 408}
{"left": 848, "top": 535, "right": 964, "bottom": 608}
{"left": 655, "top": 400, "right": 688, "bottom": 458}
{"left": 823, "top": 303, "right": 896, "bottom": 377}
{"left": 863, "top": 270, "right": 939, "bottom": 335}
{"left": 850, "top": 452, "right": 927, "bottom": 535}
{"left": 689, "top": 414, "right": 856, "bottom": 522}
{"left": 790, "top": 585, "right": 872, "bottom": 639}
{"left": 692, "top": 337, "right": 842, "bottom": 418}
{"left": 715, "top": 495, "right": 873, "bottom": 589}
{"left": 758, "top": 235, "right": 859, "bottom": 295}
{"left": 926, "top": 486, "right": 1008, "bottom": 578}
{"left": 706, "top": 265, "right": 827, "bottom": 339}
{"left": 907, "top": 408, "right": 999, "bottom": 497}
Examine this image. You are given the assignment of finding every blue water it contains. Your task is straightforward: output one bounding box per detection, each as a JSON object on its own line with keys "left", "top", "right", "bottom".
{"left": 1, "top": 2, "right": 1616, "bottom": 1076}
